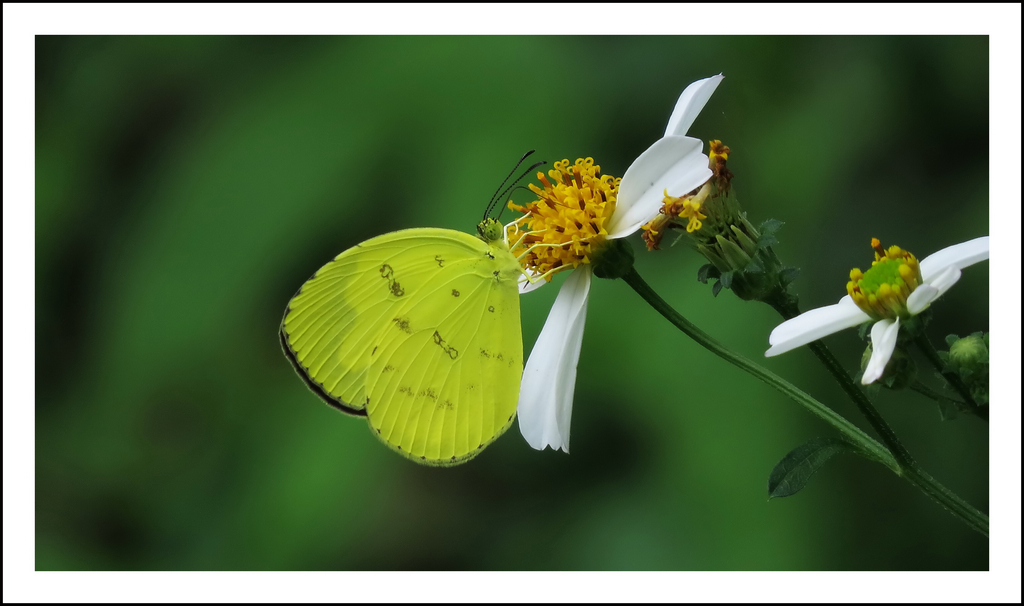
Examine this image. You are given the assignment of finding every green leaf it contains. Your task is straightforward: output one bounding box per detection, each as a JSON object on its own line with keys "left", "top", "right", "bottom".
{"left": 744, "top": 257, "right": 765, "bottom": 274}
{"left": 759, "top": 218, "right": 784, "bottom": 235}
{"left": 945, "top": 334, "right": 960, "bottom": 347}
{"left": 767, "top": 438, "right": 855, "bottom": 498}
{"left": 697, "top": 263, "right": 719, "bottom": 284}
{"left": 779, "top": 267, "right": 800, "bottom": 286}
{"left": 711, "top": 280, "right": 724, "bottom": 297}
{"left": 756, "top": 233, "right": 779, "bottom": 249}
{"left": 720, "top": 271, "right": 734, "bottom": 289}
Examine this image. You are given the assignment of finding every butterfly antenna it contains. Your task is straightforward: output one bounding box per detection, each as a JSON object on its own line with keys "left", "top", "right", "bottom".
{"left": 484, "top": 150, "right": 537, "bottom": 220}
{"left": 490, "top": 160, "right": 547, "bottom": 219}
{"left": 493, "top": 184, "right": 537, "bottom": 222}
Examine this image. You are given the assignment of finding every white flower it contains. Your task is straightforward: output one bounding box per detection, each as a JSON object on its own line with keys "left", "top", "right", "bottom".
{"left": 514, "top": 75, "right": 724, "bottom": 452}
{"left": 765, "top": 236, "right": 989, "bottom": 385}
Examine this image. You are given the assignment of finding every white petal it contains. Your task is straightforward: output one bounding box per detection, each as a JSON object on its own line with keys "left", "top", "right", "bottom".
{"left": 906, "top": 283, "right": 939, "bottom": 315}
{"left": 919, "top": 236, "right": 989, "bottom": 282}
{"left": 518, "top": 270, "right": 547, "bottom": 294}
{"left": 862, "top": 318, "right": 901, "bottom": 385}
{"left": 517, "top": 267, "right": 592, "bottom": 453}
{"left": 927, "top": 265, "right": 963, "bottom": 297}
{"left": 907, "top": 265, "right": 963, "bottom": 314}
{"left": 765, "top": 295, "right": 871, "bottom": 357}
{"left": 606, "top": 136, "right": 711, "bottom": 239}
{"left": 664, "top": 74, "right": 725, "bottom": 137}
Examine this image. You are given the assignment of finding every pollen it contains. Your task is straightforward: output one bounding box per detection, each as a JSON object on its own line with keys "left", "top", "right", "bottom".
{"left": 846, "top": 239, "right": 923, "bottom": 320}
{"left": 507, "top": 158, "right": 619, "bottom": 279}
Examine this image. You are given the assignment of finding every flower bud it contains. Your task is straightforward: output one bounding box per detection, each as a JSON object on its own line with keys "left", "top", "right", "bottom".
{"left": 948, "top": 333, "right": 988, "bottom": 371}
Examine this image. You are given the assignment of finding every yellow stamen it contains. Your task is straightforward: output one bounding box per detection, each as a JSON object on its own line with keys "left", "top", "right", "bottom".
{"left": 507, "top": 157, "right": 619, "bottom": 279}
{"left": 847, "top": 238, "right": 923, "bottom": 320}
{"left": 709, "top": 140, "right": 730, "bottom": 163}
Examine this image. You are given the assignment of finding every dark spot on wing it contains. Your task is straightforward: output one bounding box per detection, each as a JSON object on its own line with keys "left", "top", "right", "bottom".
{"left": 372, "top": 346, "right": 378, "bottom": 355}
{"left": 488, "top": 306, "right": 495, "bottom": 313}
{"left": 452, "top": 289, "right": 460, "bottom": 297}
{"left": 480, "top": 349, "right": 491, "bottom": 358}
{"left": 383, "top": 365, "right": 395, "bottom": 372}
{"left": 435, "top": 255, "right": 445, "bottom": 267}
{"left": 399, "top": 386, "right": 413, "bottom": 395}
{"left": 380, "top": 263, "right": 405, "bottom": 297}
{"left": 485, "top": 251, "right": 495, "bottom": 260}
{"left": 418, "top": 388, "right": 438, "bottom": 401}
{"left": 432, "top": 330, "right": 459, "bottom": 360}
{"left": 393, "top": 317, "right": 411, "bottom": 333}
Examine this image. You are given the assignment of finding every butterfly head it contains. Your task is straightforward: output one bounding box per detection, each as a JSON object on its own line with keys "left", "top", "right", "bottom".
{"left": 476, "top": 218, "right": 505, "bottom": 244}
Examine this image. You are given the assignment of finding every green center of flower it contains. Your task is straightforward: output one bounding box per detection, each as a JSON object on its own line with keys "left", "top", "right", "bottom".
{"left": 846, "top": 238, "right": 923, "bottom": 319}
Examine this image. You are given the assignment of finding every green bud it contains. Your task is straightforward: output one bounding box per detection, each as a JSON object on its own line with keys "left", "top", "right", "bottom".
{"left": 730, "top": 224, "right": 759, "bottom": 257}
{"left": 945, "top": 332, "right": 989, "bottom": 405}
{"left": 592, "top": 237, "right": 634, "bottom": 280}
{"left": 949, "top": 333, "right": 988, "bottom": 370}
{"left": 715, "top": 234, "right": 752, "bottom": 271}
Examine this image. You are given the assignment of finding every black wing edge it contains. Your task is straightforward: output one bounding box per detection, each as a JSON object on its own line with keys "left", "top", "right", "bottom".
{"left": 279, "top": 319, "right": 367, "bottom": 418}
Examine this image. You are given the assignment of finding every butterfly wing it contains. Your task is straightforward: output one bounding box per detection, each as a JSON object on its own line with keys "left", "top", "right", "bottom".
{"left": 281, "top": 228, "right": 523, "bottom": 465}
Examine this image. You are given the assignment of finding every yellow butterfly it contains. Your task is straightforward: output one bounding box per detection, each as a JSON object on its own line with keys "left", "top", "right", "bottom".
{"left": 280, "top": 216, "right": 526, "bottom": 466}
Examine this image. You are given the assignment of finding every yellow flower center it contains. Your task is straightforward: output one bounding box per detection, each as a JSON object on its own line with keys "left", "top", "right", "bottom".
{"left": 507, "top": 157, "right": 619, "bottom": 280}
{"left": 847, "top": 238, "right": 923, "bottom": 319}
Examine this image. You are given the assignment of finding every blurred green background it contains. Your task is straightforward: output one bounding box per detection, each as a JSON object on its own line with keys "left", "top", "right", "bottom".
{"left": 35, "top": 36, "right": 989, "bottom": 570}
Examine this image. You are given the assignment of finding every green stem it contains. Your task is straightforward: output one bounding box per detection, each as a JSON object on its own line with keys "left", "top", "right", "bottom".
{"left": 910, "top": 380, "right": 960, "bottom": 405}
{"left": 622, "top": 268, "right": 988, "bottom": 536}
{"left": 901, "top": 466, "right": 990, "bottom": 537}
{"left": 914, "top": 332, "right": 987, "bottom": 420}
{"left": 767, "top": 298, "right": 916, "bottom": 468}
{"left": 910, "top": 381, "right": 987, "bottom": 421}
{"left": 623, "top": 269, "right": 895, "bottom": 468}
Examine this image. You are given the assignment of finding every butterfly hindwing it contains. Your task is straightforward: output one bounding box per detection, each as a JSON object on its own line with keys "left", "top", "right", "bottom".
{"left": 281, "top": 228, "right": 523, "bottom": 465}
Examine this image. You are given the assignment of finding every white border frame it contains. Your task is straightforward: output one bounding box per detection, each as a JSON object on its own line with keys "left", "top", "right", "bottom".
{"left": 5, "top": 3, "right": 1020, "bottom": 603}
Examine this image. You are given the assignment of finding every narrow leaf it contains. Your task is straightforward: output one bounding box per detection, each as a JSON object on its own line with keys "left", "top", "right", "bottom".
{"left": 711, "top": 280, "right": 724, "bottom": 297}
{"left": 768, "top": 438, "right": 855, "bottom": 498}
